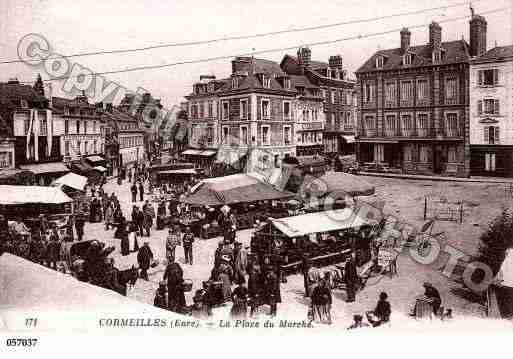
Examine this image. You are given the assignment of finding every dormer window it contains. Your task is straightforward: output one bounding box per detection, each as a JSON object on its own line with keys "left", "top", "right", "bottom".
{"left": 376, "top": 56, "right": 384, "bottom": 69}
{"left": 20, "top": 99, "right": 28, "bottom": 109}
{"left": 207, "top": 83, "right": 215, "bottom": 92}
{"left": 284, "top": 78, "right": 291, "bottom": 90}
{"left": 432, "top": 50, "right": 441, "bottom": 63}
{"left": 232, "top": 77, "right": 238, "bottom": 89}
{"left": 262, "top": 75, "right": 271, "bottom": 88}
{"left": 403, "top": 53, "right": 413, "bottom": 66}
{"left": 330, "top": 70, "right": 337, "bottom": 79}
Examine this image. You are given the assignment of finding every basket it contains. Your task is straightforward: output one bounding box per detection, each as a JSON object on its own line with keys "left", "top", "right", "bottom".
{"left": 183, "top": 279, "right": 193, "bottom": 292}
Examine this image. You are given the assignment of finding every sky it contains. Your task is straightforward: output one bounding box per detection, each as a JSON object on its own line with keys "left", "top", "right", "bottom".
{"left": 0, "top": 0, "right": 511, "bottom": 109}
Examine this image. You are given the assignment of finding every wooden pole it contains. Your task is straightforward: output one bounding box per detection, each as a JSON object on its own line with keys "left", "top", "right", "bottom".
{"left": 460, "top": 203, "right": 463, "bottom": 224}
{"left": 424, "top": 197, "right": 427, "bottom": 221}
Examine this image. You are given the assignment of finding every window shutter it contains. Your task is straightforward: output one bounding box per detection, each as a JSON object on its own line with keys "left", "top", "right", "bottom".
{"left": 494, "top": 100, "right": 500, "bottom": 115}
{"left": 477, "top": 100, "right": 483, "bottom": 115}
{"left": 494, "top": 126, "right": 500, "bottom": 144}
{"left": 484, "top": 126, "right": 489, "bottom": 143}
{"left": 493, "top": 69, "right": 499, "bottom": 85}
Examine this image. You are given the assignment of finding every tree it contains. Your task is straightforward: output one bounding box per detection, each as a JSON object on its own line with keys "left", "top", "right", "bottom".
{"left": 475, "top": 209, "right": 513, "bottom": 277}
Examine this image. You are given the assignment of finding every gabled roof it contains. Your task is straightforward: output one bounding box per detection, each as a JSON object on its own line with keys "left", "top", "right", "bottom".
{"left": 472, "top": 45, "right": 513, "bottom": 64}
{"left": 51, "top": 96, "right": 97, "bottom": 109}
{"left": 356, "top": 40, "right": 470, "bottom": 73}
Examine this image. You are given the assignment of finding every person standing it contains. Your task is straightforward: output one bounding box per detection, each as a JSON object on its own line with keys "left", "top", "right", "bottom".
{"left": 216, "top": 256, "right": 234, "bottom": 302}
{"left": 311, "top": 278, "right": 332, "bottom": 324}
{"left": 182, "top": 226, "right": 195, "bottom": 265}
{"left": 120, "top": 223, "right": 130, "bottom": 256}
{"left": 233, "top": 242, "right": 248, "bottom": 285}
{"left": 131, "top": 182, "right": 137, "bottom": 203}
{"left": 166, "top": 227, "right": 180, "bottom": 263}
{"left": 137, "top": 242, "right": 153, "bottom": 281}
{"left": 231, "top": 283, "right": 249, "bottom": 319}
{"left": 128, "top": 166, "right": 132, "bottom": 183}
{"left": 264, "top": 269, "right": 281, "bottom": 317}
{"left": 75, "top": 214, "right": 85, "bottom": 241}
{"left": 142, "top": 200, "right": 155, "bottom": 237}
{"left": 344, "top": 256, "right": 358, "bottom": 303}
{"left": 138, "top": 181, "right": 144, "bottom": 202}
{"left": 46, "top": 228, "right": 61, "bottom": 270}
{"left": 163, "top": 260, "right": 185, "bottom": 313}
{"left": 104, "top": 202, "right": 114, "bottom": 230}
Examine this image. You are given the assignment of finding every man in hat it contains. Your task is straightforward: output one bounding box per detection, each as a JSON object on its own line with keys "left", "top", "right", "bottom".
{"left": 163, "top": 260, "right": 185, "bottom": 313}
{"left": 130, "top": 182, "right": 137, "bottom": 203}
{"left": 138, "top": 180, "right": 144, "bottom": 202}
{"left": 137, "top": 242, "right": 154, "bottom": 281}
{"left": 233, "top": 242, "right": 248, "bottom": 285}
{"left": 182, "top": 226, "right": 195, "bottom": 265}
{"left": 344, "top": 255, "right": 358, "bottom": 303}
{"left": 214, "top": 255, "right": 234, "bottom": 301}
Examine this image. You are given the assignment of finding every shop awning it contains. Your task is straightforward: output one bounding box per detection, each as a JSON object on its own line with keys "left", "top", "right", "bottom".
{"left": 271, "top": 208, "right": 371, "bottom": 238}
{"left": 93, "top": 166, "right": 107, "bottom": 172}
{"left": 342, "top": 135, "right": 355, "bottom": 143}
{"left": 19, "top": 162, "right": 69, "bottom": 175}
{"left": 0, "top": 253, "right": 170, "bottom": 315}
{"left": 158, "top": 168, "right": 197, "bottom": 175}
{"left": 356, "top": 139, "right": 399, "bottom": 143}
{"left": 182, "top": 149, "right": 217, "bottom": 157}
{"left": 85, "top": 155, "right": 105, "bottom": 163}
{"left": 0, "top": 185, "right": 72, "bottom": 205}
{"left": 181, "top": 173, "right": 294, "bottom": 206}
{"left": 52, "top": 172, "right": 88, "bottom": 191}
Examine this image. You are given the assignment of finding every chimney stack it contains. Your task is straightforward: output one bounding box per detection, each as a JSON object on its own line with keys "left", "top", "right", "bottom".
{"left": 470, "top": 15, "right": 487, "bottom": 57}
{"left": 400, "top": 28, "right": 411, "bottom": 52}
{"left": 297, "top": 47, "right": 311, "bottom": 68}
{"left": 329, "top": 55, "right": 343, "bottom": 70}
{"left": 429, "top": 22, "right": 442, "bottom": 49}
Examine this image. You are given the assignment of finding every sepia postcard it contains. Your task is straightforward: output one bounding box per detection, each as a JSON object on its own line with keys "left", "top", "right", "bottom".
{"left": 1, "top": 0, "right": 513, "bottom": 355}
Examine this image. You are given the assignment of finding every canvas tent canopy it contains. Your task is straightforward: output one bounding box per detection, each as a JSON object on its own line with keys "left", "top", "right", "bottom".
{"left": 0, "top": 185, "right": 72, "bottom": 205}
{"left": 303, "top": 172, "right": 375, "bottom": 197}
{"left": 158, "top": 168, "right": 197, "bottom": 175}
{"left": 19, "top": 162, "right": 69, "bottom": 175}
{"left": 270, "top": 208, "right": 372, "bottom": 238}
{"left": 181, "top": 173, "right": 294, "bottom": 206}
{"left": 94, "top": 166, "right": 107, "bottom": 172}
{"left": 0, "top": 253, "right": 169, "bottom": 315}
{"left": 52, "top": 172, "right": 88, "bottom": 191}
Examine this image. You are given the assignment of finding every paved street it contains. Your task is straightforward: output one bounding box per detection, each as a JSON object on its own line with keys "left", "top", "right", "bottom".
{"left": 76, "top": 175, "right": 495, "bottom": 327}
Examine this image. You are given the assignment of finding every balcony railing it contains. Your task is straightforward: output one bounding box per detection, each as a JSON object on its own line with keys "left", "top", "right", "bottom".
{"left": 357, "top": 127, "right": 461, "bottom": 138}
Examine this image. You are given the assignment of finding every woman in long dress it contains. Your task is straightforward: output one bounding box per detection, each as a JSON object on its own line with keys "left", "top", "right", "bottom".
{"left": 216, "top": 257, "right": 233, "bottom": 302}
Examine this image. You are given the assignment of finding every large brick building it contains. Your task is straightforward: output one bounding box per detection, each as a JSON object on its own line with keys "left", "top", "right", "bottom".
{"left": 280, "top": 48, "right": 356, "bottom": 157}
{"left": 186, "top": 57, "right": 326, "bottom": 171}
{"left": 354, "top": 16, "right": 489, "bottom": 177}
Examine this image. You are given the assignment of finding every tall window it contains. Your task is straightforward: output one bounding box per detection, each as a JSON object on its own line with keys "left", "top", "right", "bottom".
{"left": 261, "top": 100, "right": 270, "bottom": 119}
{"left": 83, "top": 121, "right": 87, "bottom": 134}
{"left": 39, "top": 118, "right": 47, "bottom": 136}
{"left": 222, "top": 126, "right": 229, "bottom": 144}
{"left": 284, "top": 126, "right": 291, "bottom": 145}
{"left": 199, "top": 102, "right": 204, "bottom": 118}
{"left": 385, "top": 115, "right": 396, "bottom": 135}
{"left": 77, "top": 140, "right": 81, "bottom": 154}
{"left": 93, "top": 121, "right": 97, "bottom": 133}
{"left": 64, "top": 120, "right": 69, "bottom": 135}
{"left": 446, "top": 113, "right": 458, "bottom": 137}
{"left": 261, "top": 126, "right": 270, "bottom": 145}
{"left": 417, "top": 79, "right": 428, "bottom": 100}
{"left": 84, "top": 141, "right": 88, "bottom": 154}
{"left": 65, "top": 141, "right": 70, "bottom": 156}
{"left": 485, "top": 153, "right": 496, "bottom": 171}
{"left": 331, "top": 90, "right": 336, "bottom": 104}
{"left": 376, "top": 56, "right": 384, "bottom": 68}
{"left": 484, "top": 126, "right": 500, "bottom": 144}
{"left": 478, "top": 69, "right": 499, "bottom": 86}
{"left": 419, "top": 145, "right": 431, "bottom": 163}
{"left": 364, "top": 84, "right": 374, "bottom": 103}
{"left": 208, "top": 101, "right": 213, "bottom": 118}
{"left": 445, "top": 78, "right": 457, "bottom": 100}
{"left": 401, "top": 114, "right": 413, "bottom": 135}
{"left": 93, "top": 140, "right": 97, "bottom": 153}
{"left": 76, "top": 120, "right": 80, "bottom": 134}
{"left": 283, "top": 101, "right": 291, "bottom": 120}
{"left": 240, "top": 99, "right": 248, "bottom": 119}
{"left": 385, "top": 83, "right": 396, "bottom": 103}
{"left": 262, "top": 75, "right": 271, "bottom": 88}
{"left": 206, "top": 127, "right": 214, "bottom": 146}
{"left": 364, "top": 115, "right": 375, "bottom": 131}
{"left": 400, "top": 81, "right": 413, "bottom": 101}
{"left": 222, "top": 101, "right": 229, "bottom": 120}
{"left": 24, "top": 118, "right": 30, "bottom": 135}
{"left": 240, "top": 126, "right": 248, "bottom": 145}
{"left": 478, "top": 99, "right": 500, "bottom": 115}
{"left": 417, "top": 113, "right": 429, "bottom": 136}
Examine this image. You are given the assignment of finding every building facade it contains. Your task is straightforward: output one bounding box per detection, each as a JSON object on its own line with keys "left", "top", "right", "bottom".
{"left": 470, "top": 45, "right": 513, "bottom": 176}
{"left": 354, "top": 18, "right": 485, "bottom": 177}
{"left": 280, "top": 48, "right": 356, "bottom": 157}
{"left": 52, "top": 95, "right": 105, "bottom": 163}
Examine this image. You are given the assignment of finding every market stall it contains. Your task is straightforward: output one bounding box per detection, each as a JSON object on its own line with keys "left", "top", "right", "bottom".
{"left": 0, "top": 185, "right": 73, "bottom": 219}
{"left": 251, "top": 208, "right": 377, "bottom": 275}
{"left": 156, "top": 168, "right": 199, "bottom": 183}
